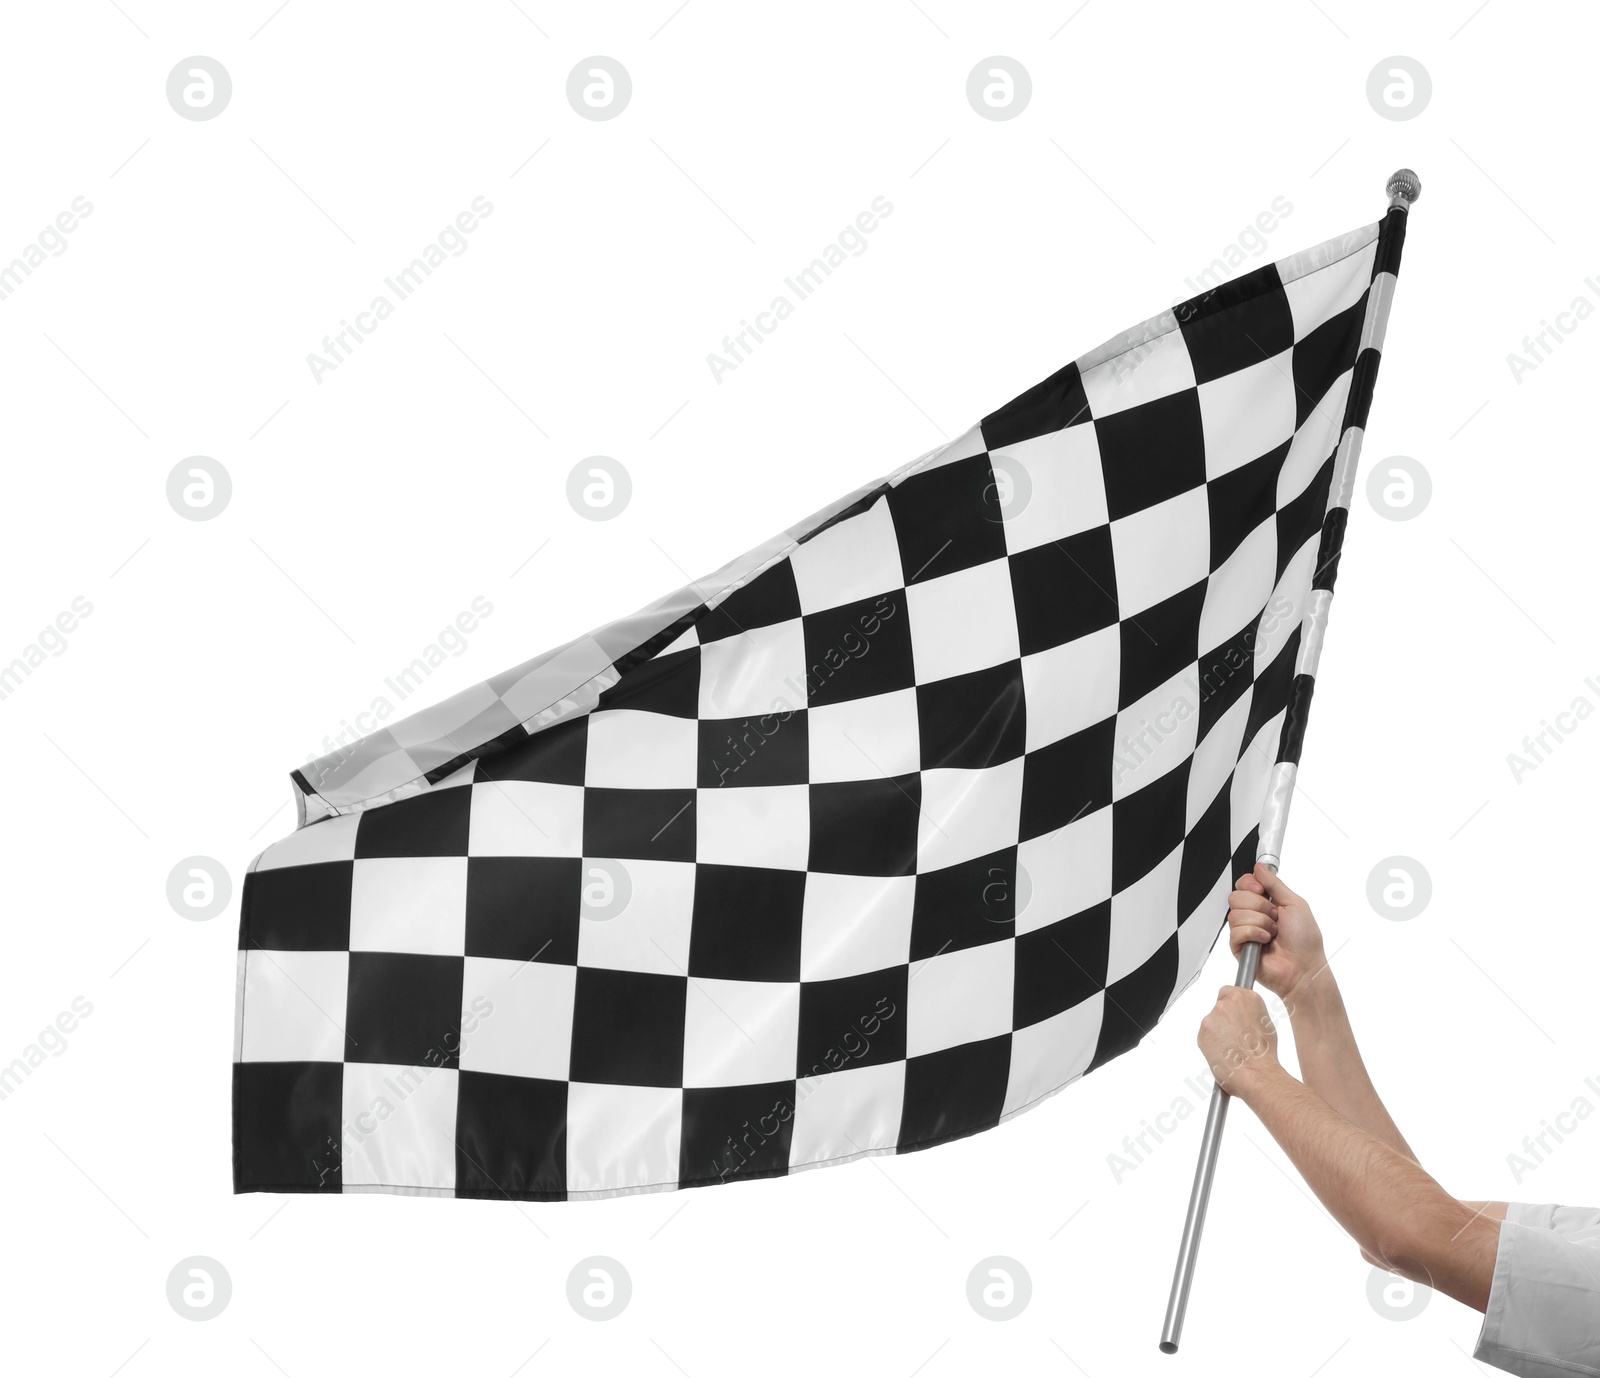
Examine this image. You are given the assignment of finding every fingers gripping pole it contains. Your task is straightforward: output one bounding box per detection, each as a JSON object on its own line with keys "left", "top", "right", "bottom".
{"left": 1158, "top": 169, "right": 1418, "bottom": 1355}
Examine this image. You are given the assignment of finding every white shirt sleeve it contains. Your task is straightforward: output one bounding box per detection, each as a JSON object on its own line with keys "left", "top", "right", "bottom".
{"left": 1474, "top": 1201, "right": 1600, "bottom": 1377}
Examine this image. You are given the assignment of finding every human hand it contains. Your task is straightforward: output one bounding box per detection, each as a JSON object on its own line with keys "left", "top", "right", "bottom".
{"left": 1197, "top": 985, "right": 1281, "bottom": 1100}
{"left": 1227, "top": 864, "right": 1327, "bottom": 1006}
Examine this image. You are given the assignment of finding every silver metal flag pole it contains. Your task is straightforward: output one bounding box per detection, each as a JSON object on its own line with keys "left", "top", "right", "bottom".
{"left": 1158, "top": 168, "right": 1421, "bottom": 1356}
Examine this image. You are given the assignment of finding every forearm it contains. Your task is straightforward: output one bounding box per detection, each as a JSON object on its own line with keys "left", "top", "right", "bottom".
{"left": 1287, "top": 969, "right": 1419, "bottom": 1165}
{"left": 1237, "top": 1065, "right": 1498, "bottom": 1311}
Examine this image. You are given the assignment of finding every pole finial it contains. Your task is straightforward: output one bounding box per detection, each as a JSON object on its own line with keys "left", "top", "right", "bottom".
{"left": 1386, "top": 168, "right": 1421, "bottom": 210}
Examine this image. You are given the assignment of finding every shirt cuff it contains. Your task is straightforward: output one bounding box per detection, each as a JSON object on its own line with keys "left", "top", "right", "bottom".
{"left": 1474, "top": 1202, "right": 1600, "bottom": 1377}
{"left": 1508, "top": 1201, "right": 1557, "bottom": 1231}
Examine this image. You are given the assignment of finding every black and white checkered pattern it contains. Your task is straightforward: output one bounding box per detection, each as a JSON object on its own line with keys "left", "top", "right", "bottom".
{"left": 235, "top": 208, "right": 1408, "bottom": 1200}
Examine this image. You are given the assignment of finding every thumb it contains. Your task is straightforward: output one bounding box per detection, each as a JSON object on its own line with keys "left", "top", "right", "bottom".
{"left": 1255, "top": 862, "right": 1302, "bottom": 907}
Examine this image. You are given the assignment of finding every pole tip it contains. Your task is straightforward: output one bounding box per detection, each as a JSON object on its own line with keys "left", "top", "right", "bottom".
{"left": 1159, "top": 1342, "right": 1179, "bottom": 1355}
{"left": 1386, "top": 168, "right": 1421, "bottom": 209}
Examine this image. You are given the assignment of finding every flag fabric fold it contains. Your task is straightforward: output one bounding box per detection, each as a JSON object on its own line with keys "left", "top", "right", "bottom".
{"left": 235, "top": 205, "right": 1407, "bottom": 1200}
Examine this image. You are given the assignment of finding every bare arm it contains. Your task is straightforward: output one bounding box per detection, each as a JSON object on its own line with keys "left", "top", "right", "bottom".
{"left": 1237, "top": 1057, "right": 1500, "bottom": 1310}
{"left": 1285, "top": 967, "right": 1419, "bottom": 1165}
{"left": 1199, "top": 986, "right": 1501, "bottom": 1312}
{"left": 1227, "top": 866, "right": 1418, "bottom": 1162}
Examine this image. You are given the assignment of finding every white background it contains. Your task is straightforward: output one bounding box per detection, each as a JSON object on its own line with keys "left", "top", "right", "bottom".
{"left": 0, "top": 2, "right": 1594, "bottom": 1374}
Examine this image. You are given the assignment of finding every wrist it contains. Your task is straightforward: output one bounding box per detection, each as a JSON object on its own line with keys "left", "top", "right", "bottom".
{"left": 1229, "top": 1057, "right": 1292, "bottom": 1107}
{"left": 1283, "top": 960, "right": 1338, "bottom": 1023}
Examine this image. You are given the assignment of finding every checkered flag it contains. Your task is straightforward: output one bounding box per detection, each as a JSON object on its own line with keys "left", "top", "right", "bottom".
{"left": 234, "top": 205, "right": 1408, "bottom": 1201}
